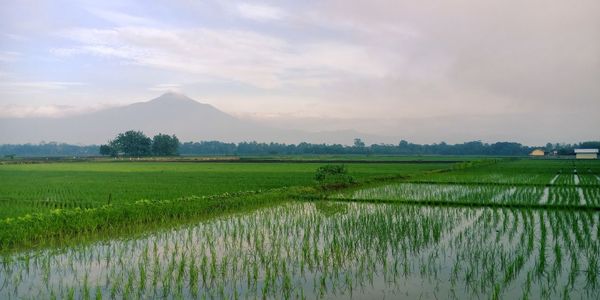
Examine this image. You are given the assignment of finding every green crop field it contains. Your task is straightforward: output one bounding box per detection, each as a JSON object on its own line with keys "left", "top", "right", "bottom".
{"left": 1, "top": 157, "right": 599, "bottom": 299}
{"left": 337, "top": 159, "right": 600, "bottom": 208}
{"left": 0, "top": 161, "right": 452, "bottom": 219}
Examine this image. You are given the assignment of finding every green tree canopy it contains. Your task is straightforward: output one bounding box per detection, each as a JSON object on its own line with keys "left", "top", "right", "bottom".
{"left": 353, "top": 138, "right": 365, "bottom": 148}
{"left": 152, "top": 134, "right": 180, "bottom": 156}
{"left": 99, "top": 144, "right": 116, "bottom": 156}
{"left": 110, "top": 130, "right": 152, "bottom": 156}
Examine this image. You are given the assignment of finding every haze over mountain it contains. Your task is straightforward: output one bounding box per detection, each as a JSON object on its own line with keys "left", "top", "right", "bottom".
{"left": 0, "top": 92, "right": 384, "bottom": 145}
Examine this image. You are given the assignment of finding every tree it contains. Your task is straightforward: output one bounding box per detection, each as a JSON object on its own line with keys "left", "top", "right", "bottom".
{"left": 579, "top": 141, "right": 600, "bottom": 149}
{"left": 99, "top": 144, "right": 116, "bottom": 156}
{"left": 110, "top": 130, "right": 152, "bottom": 156}
{"left": 152, "top": 134, "right": 180, "bottom": 156}
{"left": 353, "top": 138, "right": 365, "bottom": 148}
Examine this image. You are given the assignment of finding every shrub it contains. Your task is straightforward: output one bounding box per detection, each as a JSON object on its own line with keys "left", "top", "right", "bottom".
{"left": 315, "top": 165, "right": 354, "bottom": 189}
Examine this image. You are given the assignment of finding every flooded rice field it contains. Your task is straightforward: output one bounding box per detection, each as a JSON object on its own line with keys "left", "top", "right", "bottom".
{"left": 1, "top": 202, "right": 598, "bottom": 299}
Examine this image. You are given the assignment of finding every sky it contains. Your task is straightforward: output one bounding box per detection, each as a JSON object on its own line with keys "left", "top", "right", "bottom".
{"left": 0, "top": 0, "right": 599, "bottom": 145}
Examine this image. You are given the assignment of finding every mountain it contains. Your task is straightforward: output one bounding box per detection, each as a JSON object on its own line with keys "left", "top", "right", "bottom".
{"left": 0, "top": 92, "right": 384, "bottom": 145}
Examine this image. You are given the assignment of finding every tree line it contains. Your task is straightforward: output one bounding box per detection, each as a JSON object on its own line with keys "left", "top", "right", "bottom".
{"left": 1, "top": 134, "right": 598, "bottom": 157}
{"left": 179, "top": 139, "right": 536, "bottom": 156}
{"left": 0, "top": 143, "right": 99, "bottom": 157}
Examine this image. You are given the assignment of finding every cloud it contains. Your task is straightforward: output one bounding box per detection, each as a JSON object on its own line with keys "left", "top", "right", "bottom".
{"left": 1, "top": 0, "right": 598, "bottom": 143}
{"left": 148, "top": 83, "right": 182, "bottom": 92}
{"left": 53, "top": 26, "right": 390, "bottom": 88}
{"left": 235, "top": 3, "right": 286, "bottom": 21}
{"left": 86, "top": 8, "right": 155, "bottom": 26}
{"left": 313, "top": 0, "right": 600, "bottom": 110}
{"left": 0, "top": 51, "right": 22, "bottom": 63}
{"left": 0, "top": 81, "right": 85, "bottom": 91}
{"left": 0, "top": 103, "right": 109, "bottom": 118}
{"left": 3, "top": 33, "right": 29, "bottom": 41}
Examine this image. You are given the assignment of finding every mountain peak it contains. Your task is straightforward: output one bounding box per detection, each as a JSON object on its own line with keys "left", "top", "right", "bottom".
{"left": 150, "top": 91, "right": 197, "bottom": 104}
{"left": 0, "top": 92, "right": 380, "bottom": 145}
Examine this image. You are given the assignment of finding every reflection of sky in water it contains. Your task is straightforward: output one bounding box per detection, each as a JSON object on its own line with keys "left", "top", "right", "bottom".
{"left": 1, "top": 202, "right": 598, "bottom": 299}
{"left": 344, "top": 181, "right": 600, "bottom": 207}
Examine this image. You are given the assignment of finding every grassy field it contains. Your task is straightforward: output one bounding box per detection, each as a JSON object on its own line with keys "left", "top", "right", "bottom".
{"left": 1, "top": 157, "right": 599, "bottom": 299}
{"left": 0, "top": 160, "right": 454, "bottom": 219}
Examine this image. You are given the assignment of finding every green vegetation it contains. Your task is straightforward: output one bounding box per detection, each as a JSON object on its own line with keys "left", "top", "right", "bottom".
{"left": 0, "top": 187, "right": 300, "bottom": 250}
{"left": 314, "top": 164, "right": 354, "bottom": 189}
{"left": 1, "top": 203, "right": 598, "bottom": 299}
{"left": 0, "top": 157, "right": 599, "bottom": 299}
{"left": 152, "top": 133, "right": 180, "bottom": 156}
{"left": 0, "top": 161, "right": 449, "bottom": 220}
{"left": 99, "top": 130, "right": 180, "bottom": 157}
{"left": 5, "top": 139, "right": 598, "bottom": 157}
{"left": 336, "top": 159, "right": 600, "bottom": 209}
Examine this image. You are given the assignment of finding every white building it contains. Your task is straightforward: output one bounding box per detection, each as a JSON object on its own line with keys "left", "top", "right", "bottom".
{"left": 574, "top": 149, "right": 598, "bottom": 159}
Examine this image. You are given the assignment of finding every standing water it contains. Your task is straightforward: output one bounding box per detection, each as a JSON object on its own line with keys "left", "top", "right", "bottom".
{"left": 1, "top": 202, "right": 598, "bottom": 299}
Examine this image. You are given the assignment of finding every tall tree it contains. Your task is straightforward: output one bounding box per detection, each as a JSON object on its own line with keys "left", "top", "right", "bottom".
{"left": 110, "top": 130, "right": 152, "bottom": 156}
{"left": 152, "top": 134, "right": 180, "bottom": 156}
{"left": 99, "top": 144, "right": 116, "bottom": 156}
{"left": 353, "top": 138, "right": 365, "bottom": 148}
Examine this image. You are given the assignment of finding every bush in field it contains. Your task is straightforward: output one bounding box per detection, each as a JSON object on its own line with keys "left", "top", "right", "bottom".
{"left": 315, "top": 164, "right": 354, "bottom": 189}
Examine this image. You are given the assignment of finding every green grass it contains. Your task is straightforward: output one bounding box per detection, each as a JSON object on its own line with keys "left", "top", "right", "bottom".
{"left": 0, "top": 161, "right": 453, "bottom": 219}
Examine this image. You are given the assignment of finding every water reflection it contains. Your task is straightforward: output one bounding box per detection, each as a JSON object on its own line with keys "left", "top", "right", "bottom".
{"left": 1, "top": 202, "right": 598, "bottom": 299}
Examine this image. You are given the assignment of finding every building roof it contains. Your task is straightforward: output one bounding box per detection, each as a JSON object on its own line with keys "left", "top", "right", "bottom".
{"left": 529, "top": 149, "right": 545, "bottom": 155}
{"left": 574, "top": 149, "right": 599, "bottom": 154}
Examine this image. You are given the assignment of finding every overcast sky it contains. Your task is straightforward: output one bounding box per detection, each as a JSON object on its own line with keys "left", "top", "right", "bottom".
{"left": 1, "top": 0, "right": 599, "bottom": 145}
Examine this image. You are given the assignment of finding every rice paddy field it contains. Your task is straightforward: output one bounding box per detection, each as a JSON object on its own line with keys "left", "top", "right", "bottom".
{"left": 1, "top": 157, "right": 599, "bottom": 299}
{"left": 337, "top": 159, "right": 600, "bottom": 208}
{"left": 0, "top": 161, "right": 450, "bottom": 219}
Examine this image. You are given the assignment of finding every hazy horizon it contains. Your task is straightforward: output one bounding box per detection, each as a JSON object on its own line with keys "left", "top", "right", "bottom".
{"left": 1, "top": 1, "right": 599, "bottom": 145}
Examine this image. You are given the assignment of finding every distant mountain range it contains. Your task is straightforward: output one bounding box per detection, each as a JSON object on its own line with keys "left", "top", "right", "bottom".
{"left": 0, "top": 92, "right": 382, "bottom": 145}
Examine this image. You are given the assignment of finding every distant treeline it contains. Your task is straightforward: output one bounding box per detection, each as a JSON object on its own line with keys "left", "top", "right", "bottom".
{"left": 179, "top": 140, "right": 596, "bottom": 156}
{"left": 2, "top": 139, "right": 598, "bottom": 157}
{"left": 0, "top": 143, "right": 99, "bottom": 157}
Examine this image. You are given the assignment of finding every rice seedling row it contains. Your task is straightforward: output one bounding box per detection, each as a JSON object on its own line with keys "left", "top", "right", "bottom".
{"left": 409, "top": 159, "right": 600, "bottom": 187}
{"left": 338, "top": 183, "right": 600, "bottom": 208}
{"left": 1, "top": 202, "right": 597, "bottom": 299}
